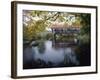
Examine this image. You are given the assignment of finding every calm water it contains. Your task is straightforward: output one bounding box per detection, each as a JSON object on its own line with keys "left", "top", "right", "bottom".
{"left": 23, "top": 41, "right": 90, "bottom": 69}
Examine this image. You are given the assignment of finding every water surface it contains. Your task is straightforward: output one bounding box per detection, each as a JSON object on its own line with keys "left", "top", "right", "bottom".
{"left": 23, "top": 41, "right": 90, "bottom": 69}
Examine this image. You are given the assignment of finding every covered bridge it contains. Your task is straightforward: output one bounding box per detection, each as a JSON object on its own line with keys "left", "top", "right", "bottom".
{"left": 50, "top": 22, "right": 81, "bottom": 46}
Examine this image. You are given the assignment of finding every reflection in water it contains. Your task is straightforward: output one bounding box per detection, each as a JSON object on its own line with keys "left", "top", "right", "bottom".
{"left": 23, "top": 41, "right": 81, "bottom": 69}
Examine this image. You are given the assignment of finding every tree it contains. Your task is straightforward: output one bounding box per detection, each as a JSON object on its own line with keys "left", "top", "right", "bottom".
{"left": 23, "top": 10, "right": 87, "bottom": 41}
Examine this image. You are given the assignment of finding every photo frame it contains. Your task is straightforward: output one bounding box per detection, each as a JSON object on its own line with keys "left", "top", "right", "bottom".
{"left": 11, "top": 1, "right": 98, "bottom": 78}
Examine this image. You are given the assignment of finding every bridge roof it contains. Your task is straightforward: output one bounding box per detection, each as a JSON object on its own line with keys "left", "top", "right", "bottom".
{"left": 50, "top": 22, "right": 81, "bottom": 29}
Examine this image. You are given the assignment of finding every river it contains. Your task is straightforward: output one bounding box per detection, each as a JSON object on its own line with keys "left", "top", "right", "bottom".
{"left": 23, "top": 40, "right": 90, "bottom": 69}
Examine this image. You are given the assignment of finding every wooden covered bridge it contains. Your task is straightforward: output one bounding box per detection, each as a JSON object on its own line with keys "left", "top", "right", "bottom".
{"left": 50, "top": 22, "right": 81, "bottom": 47}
